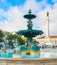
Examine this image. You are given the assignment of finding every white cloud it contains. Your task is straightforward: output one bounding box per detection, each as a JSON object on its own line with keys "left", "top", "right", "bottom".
{"left": 22, "top": 0, "right": 47, "bottom": 13}
{"left": 0, "top": 6, "right": 27, "bottom": 32}
{"left": 37, "top": 3, "right": 57, "bottom": 35}
{"left": 22, "top": 0, "right": 39, "bottom": 13}
{"left": 0, "top": 0, "right": 57, "bottom": 36}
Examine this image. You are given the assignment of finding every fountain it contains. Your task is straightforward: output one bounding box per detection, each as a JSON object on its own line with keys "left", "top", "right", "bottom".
{"left": 0, "top": 10, "right": 43, "bottom": 59}
{"left": 16, "top": 9, "right": 43, "bottom": 58}
{"left": 0, "top": 10, "right": 57, "bottom": 65}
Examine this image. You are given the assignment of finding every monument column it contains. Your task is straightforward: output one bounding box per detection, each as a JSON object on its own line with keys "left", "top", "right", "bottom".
{"left": 46, "top": 12, "right": 49, "bottom": 38}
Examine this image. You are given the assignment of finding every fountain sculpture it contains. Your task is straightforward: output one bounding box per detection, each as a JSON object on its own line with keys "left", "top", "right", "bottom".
{"left": 16, "top": 10, "right": 43, "bottom": 57}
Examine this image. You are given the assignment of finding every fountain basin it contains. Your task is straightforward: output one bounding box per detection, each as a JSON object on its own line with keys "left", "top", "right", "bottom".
{"left": 0, "top": 58, "right": 57, "bottom": 65}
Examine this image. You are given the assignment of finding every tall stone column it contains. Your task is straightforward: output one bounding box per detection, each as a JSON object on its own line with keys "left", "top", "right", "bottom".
{"left": 45, "top": 12, "right": 51, "bottom": 45}
{"left": 46, "top": 12, "right": 49, "bottom": 38}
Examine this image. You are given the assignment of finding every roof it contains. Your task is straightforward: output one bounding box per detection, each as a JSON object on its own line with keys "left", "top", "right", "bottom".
{"left": 37, "top": 36, "right": 57, "bottom": 39}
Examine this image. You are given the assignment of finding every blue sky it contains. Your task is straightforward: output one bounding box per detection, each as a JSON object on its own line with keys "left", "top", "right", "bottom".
{"left": 0, "top": 0, "right": 55, "bottom": 10}
{"left": 0, "top": 0, "right": 57, "bottom": 35}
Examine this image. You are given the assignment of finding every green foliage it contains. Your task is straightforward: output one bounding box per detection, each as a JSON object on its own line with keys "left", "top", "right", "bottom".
{"left": 0, "top": 29, "right": 25, "bottom": 47}
{"left": 7, "top": 34, "right": 25, "bottom": 47}
{"left": 33, "top": 40, "right": 39, "bottom": 44}
{"left": 16, "top": 35, "right": 25, "bottom": 45}
{"left": 0, "top": 30, "right": 4, "bottom": 42}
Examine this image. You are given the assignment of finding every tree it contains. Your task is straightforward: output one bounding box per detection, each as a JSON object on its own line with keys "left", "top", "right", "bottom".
{"left": 0, "top": 30, "right": 4, "bottom": 42}
{"left": 7, "top": 34, "right": 25, "bottom": 48}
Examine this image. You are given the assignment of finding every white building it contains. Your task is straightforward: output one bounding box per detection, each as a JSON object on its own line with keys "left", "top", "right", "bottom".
{"left": 36, "top": 36, "right": 57, "bottom": 46}
{"left": 36, "top": 12, "right": 57, "bottom": 46}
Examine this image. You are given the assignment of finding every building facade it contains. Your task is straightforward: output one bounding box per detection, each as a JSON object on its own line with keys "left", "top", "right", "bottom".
{"left": 36, "top": 36, "right": 57, "bottom": 46}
